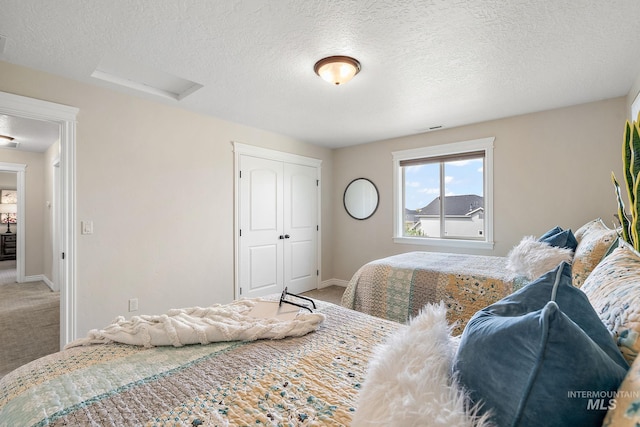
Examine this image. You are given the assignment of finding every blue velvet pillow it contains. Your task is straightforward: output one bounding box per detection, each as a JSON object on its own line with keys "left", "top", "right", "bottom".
{"left": 492, "top": 262, "right": 627, "bottom": 369}
{"left": 538, "top": 226, "right": 563, "bottom": 241}
{"left": 454, "top": 262, "right": 628, "bottom": 427}
{"left": 539, "top": 226, "right": 578, "bottom": 251}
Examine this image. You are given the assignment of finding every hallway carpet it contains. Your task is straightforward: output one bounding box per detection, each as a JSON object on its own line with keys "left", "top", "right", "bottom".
{"left": 0, "top": 260, "right": 16, "bottom": 285}
{"left": 0, "top": 280, "right": 60, "bottom": 378}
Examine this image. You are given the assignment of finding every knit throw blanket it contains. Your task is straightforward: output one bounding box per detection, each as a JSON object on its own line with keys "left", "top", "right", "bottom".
{"left": 65, "top": 299, "right": 325, "bottom": 348}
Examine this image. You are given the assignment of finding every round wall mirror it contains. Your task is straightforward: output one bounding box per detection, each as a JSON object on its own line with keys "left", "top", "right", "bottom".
{"left": 344, "top": 178, "right": 379, "bottom": 220}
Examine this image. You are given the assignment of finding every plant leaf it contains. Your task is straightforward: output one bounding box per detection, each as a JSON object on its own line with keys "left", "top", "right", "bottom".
{"left": 632, "top": 120, "right": 640, "bottom": 199}
{"left": 623, "top": 120, "right": 634, "bottom": 208}
{"left": 633, "top": 170, "right": 640, "bottom": 252}
{"left": 612, "top": 172, "right": 631, "bottom": 244}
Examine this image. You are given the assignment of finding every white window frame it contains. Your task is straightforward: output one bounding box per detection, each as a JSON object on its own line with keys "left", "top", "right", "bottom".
{"left": 392, "top": 137, "right": 495, "bottom": 249}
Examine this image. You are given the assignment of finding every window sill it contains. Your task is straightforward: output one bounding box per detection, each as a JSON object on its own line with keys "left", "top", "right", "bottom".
{"left": 393, "top": 236, "right": 494, "bottom": 250}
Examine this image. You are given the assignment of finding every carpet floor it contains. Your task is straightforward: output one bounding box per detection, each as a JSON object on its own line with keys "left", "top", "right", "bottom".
{"left": 300, "top": 285, "right": 345, "bottom": 305}
{"left": 0, "top": 264, "right": 60, "bottom": 378}
{"left": 0, "top": 260, "right": 16, "bottom": 285}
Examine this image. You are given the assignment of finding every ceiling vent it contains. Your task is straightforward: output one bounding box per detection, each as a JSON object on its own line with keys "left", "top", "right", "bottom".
{"left": 0, "top": 135, "right": 18, "bottom": 149}
{"left": 91, "top": 53, "right": 203, "bottom": 101}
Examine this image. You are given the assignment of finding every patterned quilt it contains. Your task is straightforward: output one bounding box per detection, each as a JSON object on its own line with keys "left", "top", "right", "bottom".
{"left": 0, "top": 301, "right": 401, "bottom": 427}
{"left": 341, "top": 251, "right": 523, "bottom": 334}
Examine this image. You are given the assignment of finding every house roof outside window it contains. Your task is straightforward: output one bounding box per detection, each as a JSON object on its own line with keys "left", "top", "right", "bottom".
{"left": 413, "top": 195, "right": 484, "bottom": 218}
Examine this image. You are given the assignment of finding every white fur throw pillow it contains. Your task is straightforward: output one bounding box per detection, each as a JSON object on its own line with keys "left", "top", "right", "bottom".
{"left": 506, "top": 235, "right": 574, "bottom": 280}
{"left": 351, "top": 303, "right": 490, "bottom": 427}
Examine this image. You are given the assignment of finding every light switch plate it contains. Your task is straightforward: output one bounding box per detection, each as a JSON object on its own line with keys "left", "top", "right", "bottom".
{"left": 81, "top": 220, "right": 93, "bottom": 235}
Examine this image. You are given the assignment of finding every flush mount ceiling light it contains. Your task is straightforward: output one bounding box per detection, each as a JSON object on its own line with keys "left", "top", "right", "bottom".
{"left": 314, "top": 56, "right": 361, "bottom": 85}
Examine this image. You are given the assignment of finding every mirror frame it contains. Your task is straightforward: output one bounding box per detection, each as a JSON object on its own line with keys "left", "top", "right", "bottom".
{"left": 343, "top": 177, "right": 379, "bottom": 220}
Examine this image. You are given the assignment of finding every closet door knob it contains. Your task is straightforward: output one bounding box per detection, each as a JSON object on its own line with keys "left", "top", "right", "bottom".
{"left": 284, "top": 234, "right": 290, "bottom": 239}
{"left": 279, "top": 235, "right": 285, "bottom": 239}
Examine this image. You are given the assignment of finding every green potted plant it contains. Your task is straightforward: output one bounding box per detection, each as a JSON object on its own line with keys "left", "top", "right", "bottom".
{"left": 612, "top": 112, "right": 640, "bottom": 251}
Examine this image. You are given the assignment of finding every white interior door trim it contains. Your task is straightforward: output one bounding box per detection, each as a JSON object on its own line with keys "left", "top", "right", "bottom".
{"left": 52, "top": 156, "right": 61, "bottom": 292}
{"left": 232, "top": 142, "right": 322, "bottom": 299}
{"left": 0, "top": 91, "right": 78, "bottom": 348}
{"left": 233, "top": 142, "right": 322, "bottom": 168}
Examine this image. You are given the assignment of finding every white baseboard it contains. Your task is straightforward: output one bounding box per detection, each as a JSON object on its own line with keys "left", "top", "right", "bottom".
{"left": 24, "top": 274, "right": 55, "bottom": 291}
{"left": 320, "top": 278, "right": 349, "bottom": 289}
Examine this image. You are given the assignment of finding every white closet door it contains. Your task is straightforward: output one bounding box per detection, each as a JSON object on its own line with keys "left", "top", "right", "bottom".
{"left": 283, "top": 163, "right": 318, "bottom": 294}
{"left": 238, "top": 155, "right": 284, "bottom": 299}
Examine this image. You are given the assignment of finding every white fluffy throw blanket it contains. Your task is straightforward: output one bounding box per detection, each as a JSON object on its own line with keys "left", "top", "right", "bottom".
{"left": 506, "top": 235, "right": 573, "bottom": 280}
{"left": 352, "top": 303, "right": 491, "bottom": 427}
{"left": 65, "top": 299, "right": 325, "bottom": 349}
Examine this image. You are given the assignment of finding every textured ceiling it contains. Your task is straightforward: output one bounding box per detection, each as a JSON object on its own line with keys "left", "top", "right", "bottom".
{"left": 1, "top": 0, "right": 640, "bottom": 149}
{"left": 0, "top": 114, "right": 59, "bottom": 152}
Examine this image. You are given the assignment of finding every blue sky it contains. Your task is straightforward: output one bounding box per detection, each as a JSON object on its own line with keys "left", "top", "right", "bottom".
{"left": 404, "top": 158, "right": 484, "bottom": 210}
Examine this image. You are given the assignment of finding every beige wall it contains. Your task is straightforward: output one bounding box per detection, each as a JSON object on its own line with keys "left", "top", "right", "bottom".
{"left": 0, "top": 148, "right": 46, "bottom": 276}
{"left": 331, "top": 97, "right": 627, "bottom": 281}
{"left": 0, "top": 61, "right": 333, "bottom": 337}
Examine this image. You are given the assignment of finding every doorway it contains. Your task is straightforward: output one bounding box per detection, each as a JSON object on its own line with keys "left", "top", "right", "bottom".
{"left": 0, "top": 165, "right": 25, "bottom": 283}
{"left": 0, "top": 171, "right": 17, "bottom": 283}
{"left": 0, "top": 91, "right": 78, "bottom": 348}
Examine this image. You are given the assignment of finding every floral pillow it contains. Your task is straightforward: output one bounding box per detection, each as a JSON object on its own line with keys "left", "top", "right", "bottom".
{"left": 572, "top": 218, "right": 618, "bottom": 287}
{"left": 582, "top": 242, "right": 640, "bottom": 364}
{"left": 602, "top": 353, "right": 640, "bottom": 426}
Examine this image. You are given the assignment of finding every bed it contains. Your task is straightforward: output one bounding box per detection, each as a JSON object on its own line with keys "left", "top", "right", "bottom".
{"left": 0, "top": 299, "right": 402, "bottom": 427}
{"left": 341, "top": 251, "right": 524, "bottom": 334}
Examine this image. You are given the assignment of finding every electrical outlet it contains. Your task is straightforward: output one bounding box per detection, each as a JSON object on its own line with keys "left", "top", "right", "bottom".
{"left": 128, "top": 298, "right": 138, "bottom": 312}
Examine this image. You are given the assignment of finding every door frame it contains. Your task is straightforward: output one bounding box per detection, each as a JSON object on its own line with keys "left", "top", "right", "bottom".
{"left": 52, "top": 156, "right": 61, "bottom": 292}
{"left": 232, "top": 142, "right": 322, "bottom": 299}
{"left": 0, "top": 91, "right": 78, "bottom": 348}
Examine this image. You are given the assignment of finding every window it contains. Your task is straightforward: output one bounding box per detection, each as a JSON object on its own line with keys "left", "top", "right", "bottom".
{"left": 392, "top": 137, "right": 494, "bottom": 249}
